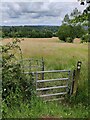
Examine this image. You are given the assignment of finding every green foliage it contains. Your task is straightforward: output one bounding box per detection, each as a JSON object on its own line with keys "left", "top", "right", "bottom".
{"left": 57, "top": 24, "right": 86, "bottom": 42}
{"left": 73, "top": 25, "right": 87, "bottom": 38}
{"left": 81, "top": 33, "right": 90, "bottom": 42}
{"left": 69, "top": 4, "right": 89, "bottom": 25}
{"left": 70, "top": 13, "right": 88, "bottom": 25}
{"left": 62, "top": 14, "right": 70, "bottom": 24}
{"left": 57, "top": 24, "right": 74, "bottom": 42}
{"left": 66, "top": 37, "right": 73, "bottom": 43}
{"left": 2, "top": 96, "right": 88, "bottom": 118}
{"left": 2, "top": 38, "right": 34, "bottom": 106}
{"left": 2, "top": 38, "right": 88, "bottom": 118}
{"left": 60, "top": 4, "right": 89, "bottom": 43}
{"left": 2, "top": 26, "right": 59, "bottom": 38}
{"left": 70, "top": 8, "right": 81, "bottom": 18}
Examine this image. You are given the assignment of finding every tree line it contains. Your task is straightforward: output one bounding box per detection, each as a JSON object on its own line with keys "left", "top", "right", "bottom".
{"left": 2, "top": 26, "right": 59, "bottom": 38}
{"left": 1, "top": 0, "right": 89, "bottom": 43}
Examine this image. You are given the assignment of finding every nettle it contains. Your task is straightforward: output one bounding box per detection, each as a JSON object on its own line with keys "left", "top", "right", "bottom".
{"left": 2, "top": 38, "right": 33, "bottom": 106}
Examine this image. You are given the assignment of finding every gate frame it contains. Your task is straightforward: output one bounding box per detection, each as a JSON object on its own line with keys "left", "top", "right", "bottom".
{"left": 35, "top": 70, "right": 71, "bottom": 101}
{"left": 21, "top": 58, "right": 82, "bottom": 101}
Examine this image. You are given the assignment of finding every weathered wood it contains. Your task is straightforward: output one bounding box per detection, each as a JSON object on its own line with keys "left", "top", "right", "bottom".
{"left": 72, "top": 61, "right": 82, "bottom": 95}
{"left": 66, "top": 71, "right": 71, "bottom": 93}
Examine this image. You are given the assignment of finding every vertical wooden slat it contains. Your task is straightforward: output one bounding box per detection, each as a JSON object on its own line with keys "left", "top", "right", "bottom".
{"left": 71, "top": 70, "right": 76, "bottom": 95}
{"left": 69, "top": 71, "right": 74, "bottom": 95}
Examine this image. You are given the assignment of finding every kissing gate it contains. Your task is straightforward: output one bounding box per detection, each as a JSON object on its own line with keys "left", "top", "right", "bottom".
{"left": 20, "top": 58, "right": 82, "bottom": 101}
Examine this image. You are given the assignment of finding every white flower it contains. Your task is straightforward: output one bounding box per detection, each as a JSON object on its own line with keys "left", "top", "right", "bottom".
{"left": 4, "top": 88, "right": 6, "bottom": 91}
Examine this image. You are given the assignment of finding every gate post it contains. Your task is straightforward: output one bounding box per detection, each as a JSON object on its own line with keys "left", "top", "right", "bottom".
{"left": 71, "top": 61, "right": 82, "bottom": 95}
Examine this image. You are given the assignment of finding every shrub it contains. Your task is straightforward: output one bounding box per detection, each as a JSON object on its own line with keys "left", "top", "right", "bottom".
{"left": 57, "top": 24, "right": 74, "bottom": 42}
{"left": 57, "top": 24, "right": 86, "bottom": 42}
{"left": 2, "top": 38, "right": 34, "bottom": 106}
{"left": 81, "top": 33, "right": 90, "bottom": 42}
{"left": 66, "top": 37, "right": 73, "bottom": 43}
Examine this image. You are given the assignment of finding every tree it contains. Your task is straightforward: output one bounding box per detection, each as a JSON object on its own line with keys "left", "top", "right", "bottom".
{"left": 70, "top": 0, "right": 90, "bottom": 25}
{"left": 73, "top": 25, "right": 86, "bottom": 38}
{"left": 78, "top": 0, "right": 90, "bottom": 4}
{"left": 57, "top": 24, "right": 74, "bottom": 42}
{"left": 58, "top": 0, "right": 89, "bottom": 42}
{"left": 62, "top": 14, "right": 70, "bottom": 24}
{"left": 69, "top": 7, "right": 88, "bottom": 26}
{"left": 77, "top": 0, "right": 90, "bottom": 42}
{"left": 57, "top": 23, "right": 86, "bottom": 42}
{"left": 70, "top": 8, "right": 81, "bottom": 18}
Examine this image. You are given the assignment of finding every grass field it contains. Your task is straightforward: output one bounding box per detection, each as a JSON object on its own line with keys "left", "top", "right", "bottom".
{"left": 2, "top": 37, "right": 88, "bottom": 118}
{"left": 3, "top": 37, "right": 88, "bottom": 75}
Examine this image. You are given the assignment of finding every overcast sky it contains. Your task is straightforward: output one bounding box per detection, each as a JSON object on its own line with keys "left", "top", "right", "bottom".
{"left": 0, "top": 0, "right": 87, "bottom": 26}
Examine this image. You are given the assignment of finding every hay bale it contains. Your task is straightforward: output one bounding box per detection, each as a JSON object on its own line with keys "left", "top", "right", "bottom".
{"left": 73, "top": 38, "right": 81, "bottom": 43}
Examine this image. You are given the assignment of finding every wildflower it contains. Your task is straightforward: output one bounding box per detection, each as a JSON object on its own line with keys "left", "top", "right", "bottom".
{"left": 4, "top": 88, "right": 6, "bottom": 91}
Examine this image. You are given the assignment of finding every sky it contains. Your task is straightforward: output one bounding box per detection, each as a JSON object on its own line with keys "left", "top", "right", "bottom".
{"left": 0, "top": 0, "right": 87, "bottom": 26}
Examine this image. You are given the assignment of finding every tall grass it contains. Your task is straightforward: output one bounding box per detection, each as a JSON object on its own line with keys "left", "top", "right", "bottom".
{"left": 3, "top": 96, "right": 88, "bottom": 118}
{"left": 2, "top": 38, "right": 88, "bottom": 118}
{"left": 20, "top": 38, "right": 88, "bottom": 95}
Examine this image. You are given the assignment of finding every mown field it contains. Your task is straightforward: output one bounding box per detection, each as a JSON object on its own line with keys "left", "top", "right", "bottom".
{"left": 2, "top": 37, "right": 88, "bottom": 118}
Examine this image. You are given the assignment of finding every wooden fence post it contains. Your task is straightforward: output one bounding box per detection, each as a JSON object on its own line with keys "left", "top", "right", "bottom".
{"left": 71, "top": 61, "right": 82, "bottom": 95}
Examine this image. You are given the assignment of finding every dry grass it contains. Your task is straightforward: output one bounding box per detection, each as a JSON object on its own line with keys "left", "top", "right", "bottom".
{"left": 2, "top": 37, "right": 88, "bottom": 61}
{"left": 2, "top": 37, "right": 88, "bottom": 72}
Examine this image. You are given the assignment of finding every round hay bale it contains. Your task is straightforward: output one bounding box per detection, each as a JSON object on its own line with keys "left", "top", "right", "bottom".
{"left": 73, "top": 38, "right": 81, "bottom": 43}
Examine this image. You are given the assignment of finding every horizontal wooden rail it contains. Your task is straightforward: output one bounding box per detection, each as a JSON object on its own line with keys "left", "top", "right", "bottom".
{"left": 38, "top": 92, "right": 67, "bottom": 97}
{"left": 37, "top": 78, "right": 69, "bottom": 83}
{"left": 36, "top": 85, "right": 67, "bottom": 91}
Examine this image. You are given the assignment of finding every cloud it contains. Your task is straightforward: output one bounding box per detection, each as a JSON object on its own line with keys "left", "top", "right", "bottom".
{"left": 1, "top": 0, "right": 77, "bottom": 2}
{"left": 0, "top": 2, "right": 87, "bottom": 26}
